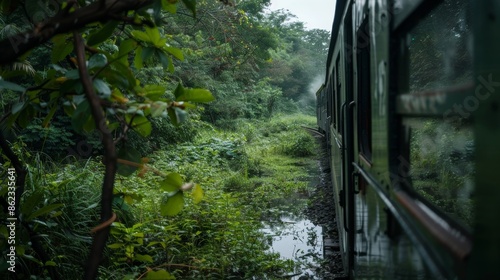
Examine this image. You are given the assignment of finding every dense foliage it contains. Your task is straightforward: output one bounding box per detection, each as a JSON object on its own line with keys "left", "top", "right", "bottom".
{"left": 0, "top": 0, "right": 328, "bottom": 278}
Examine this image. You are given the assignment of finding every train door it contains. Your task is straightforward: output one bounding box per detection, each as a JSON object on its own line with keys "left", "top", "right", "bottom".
{"left": 341, "top": 3, "right": 356, "bottom": 277}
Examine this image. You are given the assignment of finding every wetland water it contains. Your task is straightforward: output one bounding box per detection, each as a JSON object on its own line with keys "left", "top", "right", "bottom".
{"left": 261, "top": 158, "right": 330, "bottom": 279}
{"left": 260, "top": 135, "right": 343, "bottom": 279}
{"left": 262, "top": 216, "right": 323, "bottom": 279}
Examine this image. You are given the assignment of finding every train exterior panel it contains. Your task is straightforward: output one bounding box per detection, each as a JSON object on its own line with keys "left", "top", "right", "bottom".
{"left": 317, "top": 0, "right": 500, "bottom": 279}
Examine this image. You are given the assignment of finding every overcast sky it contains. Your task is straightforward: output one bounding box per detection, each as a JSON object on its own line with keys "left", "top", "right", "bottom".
{"left": 267, "top": 0, "right": 336, "bottom": 31}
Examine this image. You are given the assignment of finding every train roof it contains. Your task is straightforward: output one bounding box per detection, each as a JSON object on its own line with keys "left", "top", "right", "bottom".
{"left": 324, "top": 0, "right": 348, "bottom": 84}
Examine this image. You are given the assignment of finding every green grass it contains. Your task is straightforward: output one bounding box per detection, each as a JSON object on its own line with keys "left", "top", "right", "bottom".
{"left": 1, "top": 113, "right": 319, "bottom": 279}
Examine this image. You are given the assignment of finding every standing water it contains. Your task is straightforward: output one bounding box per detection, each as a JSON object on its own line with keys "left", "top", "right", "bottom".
{"left": 261, "top": 159, "right": 328, "bottom": 279}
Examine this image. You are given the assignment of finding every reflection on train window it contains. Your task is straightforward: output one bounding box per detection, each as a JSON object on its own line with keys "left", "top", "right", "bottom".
{"left": 335, "top": 56, "right": 341, "bottom": 132}
{"left": 405, "top": 118, "right": 475, "bottom": 229}
{"left": 327, "top": 82, "right": 333, "bottom": 128}
{"left": 407, "top": 0, "right": 472, "bottom": 93}
{"left": 357, "top": 17, "right": 371, "bottom": 161}
{"left": 331, "top": 74, "right": 336, "bottom": 129}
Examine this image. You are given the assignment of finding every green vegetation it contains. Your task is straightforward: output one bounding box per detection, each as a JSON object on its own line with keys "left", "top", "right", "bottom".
{"left": 409, "top": 119, "right": 475, "bottom": 228}
{"left": 2, "top": 114, "right": 318, "bottom": 279}
{"left": 0, "top": 0, "right": 326, "bottom": 278}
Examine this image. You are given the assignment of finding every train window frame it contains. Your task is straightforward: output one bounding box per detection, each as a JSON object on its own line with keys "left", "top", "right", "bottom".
{"left": 356, "top": 16, "right": 372, "bottom": 163}
{"left": 335, "top": 55, "right": 342, "bottom": 134}
{"left": 331, "top": 73, "right": 337, "bottom": 129}
{"left": 327, "top": 79, "right": 334, "bottom": 129}
{"left": 392, "top": 0, "right": 475, "bottom": 234}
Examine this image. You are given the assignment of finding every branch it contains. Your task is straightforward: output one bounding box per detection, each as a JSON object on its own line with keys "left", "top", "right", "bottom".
{"left": 0, "top": 0, "right": 154, "bottom": 65}
{"left": 73, "top": 31, "right": 117, "bottom": 280}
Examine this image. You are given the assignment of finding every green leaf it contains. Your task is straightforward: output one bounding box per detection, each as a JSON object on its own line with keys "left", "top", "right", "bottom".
{"left": 51, "top": 64, "right": 67, "bottom": 73}
{"left": 173, "top": 107, "right": 187, "bottom": 123}
{"left": 87, "top": 21, "right": 119, "bottom": 46}
{"left": 142, "top": 47, "right": 155, "bottom": 63}
{"left": 117, "top": 146, "right": 142, "bottom": 177}
{"left": 0, "top": 79, "right": 26, "bottom": 92}
{"left": 51, "top": 35, "right": 73, "bottom": 63}
{"left": 128, "top": 115, "right": 152, "bottom": 137}
{"left": 164, "top": 46, "right": 184, "bottom": 61}
{"left": 118, "top": 39, "right": 137, "bottom": 62}
{"left": 83, "top": 114, "right": 96, "bottom": 132}
{"left": 88, "top": 54, "right": 108, "bottom": 70}
{"left": 59, "top": 80, "right": 83, "bottom": 96}
{"left": 134, "top": 46, "right": 144, "bottom": 69}
{"left": 143, "top": 85, "right": 166, "bottom": 100}
{"left": 161, "top": 0, "right": 177, "bottom": 14}
{"left": 134, "top": 254, "right": 153, "bottom": 263}
{"left": 20, "top": 191, "right": 44, "bottom": 217}
{"left": 167, "top": 56, "right": 174, "bottom": 73}
{"left": 161, "top": 192, "right": 184, "bottom": 216}
{"left": 157, "top": 51, "right": 174, "bottom": 73}
{"left": 107, "top": 243, "right": 124, "bottom": 249}
{"left": 42, "top": 105, "right": 58, "bottom": 127}
{"left": 192, "top": 184, "right": 203, "bottom": 204}
{"left": 167, "top": 108, "right": 178, "bottom": 126}
{"left": 100, "top": 60, "right": 135, "bottom": 90}
{"left": 176, "top": 88, "right": 215, "bottom": 103}
{"left": 144, "top": 269, "right": 176, "bottom": 280}
{"left": 71, "top": 100, "right": 91, "bottom": 134}
{"left": 160, "top": 173, "right": 183, "bottom": 192}
{"left": 27, "top": 203, "right": 64, "bottom": 221}
{"left": 131, "top": 30, "right": 151, "bottom": 43}
{"left": 44, "top": 261, "right": 57, "bottom": 266}
{"left": 145, "top": 27, "right": 161, "bottom": 46}
{"left": 151, "top": 101, "right": 168, "bottom": 117}
{"left": 173, "top": 83, "right": 185, "bottom": 99}
{"left": 181, "top": 0, "right": 196, "bottom": 17}
{"left": 65, "top": 69, "right": 80, "bottom": 80}
{"left": 11, "top": 101, "right": 25, "bottom": 114}
{"left": 93, "top": 79, "right": 111, "bottom": 98}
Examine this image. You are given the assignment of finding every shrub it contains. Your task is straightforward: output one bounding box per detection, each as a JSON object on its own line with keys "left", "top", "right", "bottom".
{"left": 282, "top": 131, "right": 317, "bottom": 157}
{"left": 127, "top": 116, "right": 201, "bottom": 155}
{"left": 19, "top": 117, "right": 75, "bottom": 157}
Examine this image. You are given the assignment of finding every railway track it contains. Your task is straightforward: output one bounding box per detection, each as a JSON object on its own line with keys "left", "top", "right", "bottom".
{"left": 301, "top": 126, "right": 325, "bottom": 137}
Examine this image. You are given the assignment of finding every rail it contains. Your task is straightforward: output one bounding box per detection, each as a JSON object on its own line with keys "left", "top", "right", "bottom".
{"left": 301, "top": 126, "right": 325, "bottom": 137}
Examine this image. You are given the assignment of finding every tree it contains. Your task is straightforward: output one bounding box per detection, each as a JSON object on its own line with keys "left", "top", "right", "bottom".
{"left": 262, "top": 10, "right": 330, "bottom": 102}
{"left": 0, "top": 0, "right": 221, "bottom": 278}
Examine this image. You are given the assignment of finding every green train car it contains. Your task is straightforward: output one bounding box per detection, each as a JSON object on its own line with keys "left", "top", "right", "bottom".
{"left": 316, "top": 0, "right": 500, "bottom": 279}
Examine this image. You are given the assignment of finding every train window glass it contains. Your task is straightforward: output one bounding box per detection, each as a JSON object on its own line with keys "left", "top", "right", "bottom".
{"left": 404, "top": 118, "right": 475, "bottom": 229}
{"left": 327, "top": 82, "right": 332, "bottom": 127}
{"left": 331, "top": 70, "right": 337, "bottom": 130}
{"left": 407, "top": 0, "right": 472, "bottom": 93}
{"left": 335, "top": 55, "right": 342, "bottom": 133}
{"left": 357, "top": 17, "right": 372, "bottom": 161}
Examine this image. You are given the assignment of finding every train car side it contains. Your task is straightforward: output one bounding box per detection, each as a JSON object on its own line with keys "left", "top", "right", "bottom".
{"left": 318, "top": 0, "right": 500, "bottom": 279}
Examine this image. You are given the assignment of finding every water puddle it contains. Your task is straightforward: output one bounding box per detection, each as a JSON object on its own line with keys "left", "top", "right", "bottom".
{"left": 262, "top": 217, "right": 323, "bottom": 279}
{"left": 261, "top": 160, "right": 325, "bottom": 279}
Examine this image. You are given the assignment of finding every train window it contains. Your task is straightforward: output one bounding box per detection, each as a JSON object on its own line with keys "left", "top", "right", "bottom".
{"left": 397, "top": 0, "right": 475, "bottom": 229}
{"left": 404, "top": 118, "right": 475, "bottom": 228}
{"left": 407, "top": 0, "right": 472, "bottom": 93}
{"left": 327, "top": 82, "right": 331, "bottom": 126}
{"left": 335, "top": 55, "right": 342, "bottom": 133}
{"left": 331, "top": 74, "right": 336, "bottom": 129}
{"left": 357, "top": 17, "right": 372, "bottom": 161}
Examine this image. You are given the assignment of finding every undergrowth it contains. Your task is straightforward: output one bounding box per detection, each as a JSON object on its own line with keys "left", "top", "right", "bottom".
{"left": 1, "top": 114, "right": 319, "bottom": 279}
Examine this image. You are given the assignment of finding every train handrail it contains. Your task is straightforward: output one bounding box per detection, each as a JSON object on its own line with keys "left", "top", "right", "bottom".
{"left": 394, "top": 191, "right": 472, "bottom": 261}
{"left": 352, "top": 162, "right": 448, "bottom": 278}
